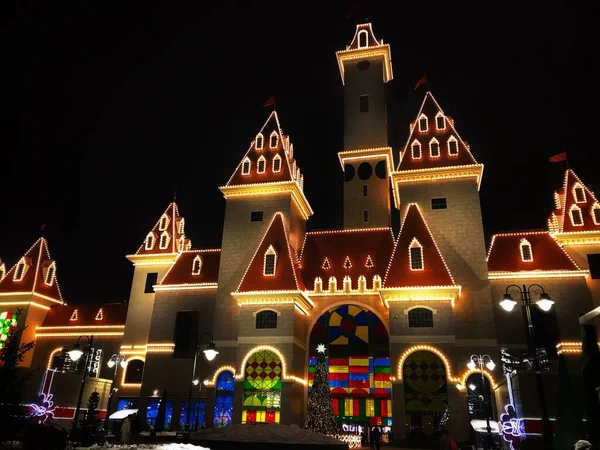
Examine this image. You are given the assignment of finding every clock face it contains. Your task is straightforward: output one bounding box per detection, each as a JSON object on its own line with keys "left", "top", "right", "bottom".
{"left": 357, "top": 60, "right": 370, "bottom": 71}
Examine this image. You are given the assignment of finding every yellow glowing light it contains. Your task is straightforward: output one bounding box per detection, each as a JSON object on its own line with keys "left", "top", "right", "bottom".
{"left": 336, "top": 44, "right": 393, "bottom": 84}
{"left": 379, "top": 285, "right": 461, "bottom": 308}
{"left": 121, "top": 356, "right": 145, "bottom": 388}
{"left": 37, "top": 325, "right": 124, "bottom": 331}
{"left": 519, "top": 238, "right": 534, "bottom": 263}
{"left": 459, "top": 368, "right": 497, "bottom": 389}
{"left": 47, "top": 347, "right": 65, "bottom": 370}
{"left": 233, "top": 290, "right": 313, "bottom": 315}
{"left": 488, "top": 270, "right": 588, "bottom": 280}
{"left": 36, "top": 332, "right": 124, "bottom": 337}
{"left": 0, "top": 301, "right": 50, "bottom": 311}
{"left": 337, "top": 147, "right": 394, "bottom": 178}
{"left": 397, "top": 345, "right": 456, "bottom": 382}
{"left": 95, "top": 308, "right": 104, "bottom": 321}
{"left": 206, "top": 365, "right": 237, "bottom": 387}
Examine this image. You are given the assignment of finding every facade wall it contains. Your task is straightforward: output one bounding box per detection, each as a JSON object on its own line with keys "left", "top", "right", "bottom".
{"left": 563, "top": 244, "right": 600, "bottom": 308}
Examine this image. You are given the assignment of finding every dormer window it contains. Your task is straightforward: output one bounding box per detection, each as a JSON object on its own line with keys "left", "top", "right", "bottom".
{"left": 592, "top": 203, "right": 600, "bottom": 225}
{"left": 573, "top": 183, "right": 586, "bottom": 203}
{"left": 409, "top": 239, "right": 424, "bottom": 271}
{"left": 411, "top": 140, "right": 422, "bottom": 159}
{"left": 435, "top": 112, "right": 446, "bottom": 130}
{"left": 186, "top": 241, "right": 192, "bottom": 250}
{"left": 257, "top": 156, "right": 266, "bottom": 174}
{"left": 520, "top": 238, "right": 533, "bottom": 262}
{"left": 192, "top": 255, "right": 202, "bottom": 275}
{"left": 570, "top": 205, "right": 583, "bottom": 226}
{"left": 145, "top": 233, "right": 155, "bottom": 250}
{"left": 365, "top": 255, "right": 374, "bottom": 268}
{"left": 178, "top": 236, "right": 185, "bottom": 252}
{"left": 358, "top": 29, "right": 368, "bottom": 48}
{"left": 44, "top": 262, "right": 56, "bottom": 286}
{"left": 242, "top": 157, "right": 251, "bottom": 175}
{"left": 269, "top": 131, "right": 278, "bottom": 149}
{"left": 554, "top": 192, "right": 561, "bottom": 209}
{"left": 322, "top": 258, "right": 331, "bottom": 270}
{"left": 429, "top": 138, "right": 440, "bottom": 158}
{"left": 13, "top": 257, "right": 29, "bottom": 282}
{"left": 264, "top": 245, "right": 277, "bottom": 276}
{"left": 256, "top": 133, "right": 264, "bottom": 150}
{"left": 178, "top": 218, "right": 185, "bottom": 235}
{"left": 448, "top": 136, "right": 458, "bottom": 156}
{"left": 0, "top": 263, "right": 5, "bottom": 281}
{"left": 70, "top": 309, "right": 79, "bottom": 321}
{"left": 343, "top": 256, "right": 352, "bottom": 269}
{"left": 418, "top": 114, "right": 428, "bottom": 132}
{"left": 159, "top": 214, "right": 170, "bottom": 231}
{"left": 95, "top": 308, "right": 104, "bottom": 321}
{"left": 272, "top": 154, "right": 282, "bottom": 173}
{"left": 159, "top": 231, "right": 170, "bottom": 250}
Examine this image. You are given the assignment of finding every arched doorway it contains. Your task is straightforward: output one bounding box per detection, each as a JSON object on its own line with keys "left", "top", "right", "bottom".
{"left": 214, "top": 370, "right": 234, "bottom": 427}
{"left": 402, "top": 350, "right": 448, "bottom": 439}
{"left": 466, "top": 373, "right": 494, "bottom": 421}
{"left": 242, "top": 349, "right": 282, "bottom": 423}
{"left": 309, "top": 304, "right": 391, "bottom": 430}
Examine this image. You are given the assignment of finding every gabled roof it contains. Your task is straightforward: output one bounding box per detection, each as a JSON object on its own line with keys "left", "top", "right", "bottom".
{"left": 346, "top": 22, "right": 382, "bottom": 50}
{"left": 158, "top": 249, "right": 221, "bottom": 287}
{"left": 549, "top": 169, "right": 600, "bottom": 233}
{"left": 397, "top": 92, "right": 478, "bottom": 171}
{"left": 226, "top": 111, "right": 301, "bottom": 187}
{"left": 41, "top": 303, "right": 127, "bottom": 327}
{"left": 0, "top": 238, "right": 64, "bottom": 304}
{"left": 135, "top": 202, "right": 188, "bottom": 255}
{"left": 236, "top": 213, "right": 305, "bottom": 292}
{"left": 487, "top": 231, "right": 581, "bottom": 272}
{"left": 383, "top": 204, "right": 455, "bottom": 288}
{"left": 300, "top": 227, "right": 394, "bottom": 290}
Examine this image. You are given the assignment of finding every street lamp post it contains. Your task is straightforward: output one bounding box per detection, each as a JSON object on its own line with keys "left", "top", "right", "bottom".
{"left": 186, "top": 332, "right": 218, "bottom": 431}
{"left": 67, "top": 335, "right": 94, "bottom": 434}
{"left": 467, "top": 354, "right": 496, "bottom": 449}
{"left": 500, "top": 284, "right": 555, "bottom": 450}
{"left": 103, "top": 354, "right": 127, "bottom": 433}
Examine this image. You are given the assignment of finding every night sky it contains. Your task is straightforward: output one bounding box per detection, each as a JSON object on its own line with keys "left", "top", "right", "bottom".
{"left": 4, "top": 1, "right": 593, "bottom": 304}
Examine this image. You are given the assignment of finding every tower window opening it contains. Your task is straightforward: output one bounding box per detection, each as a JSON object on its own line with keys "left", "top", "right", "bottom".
{"left": 358, "top": 29, "right": 368, "bottom": 48}
{"left": 250, "top": 211, "right": 263, "bottom": 222}
{"left": 256, "top": 133, "right": 264, "bottom": 150}
{"left": 435, "top": 113, "right": 446, "bottom": 130}
{"left": 255, "top": 310, "right": 278, "bottom": 329}
{"left": 44, "top": 263, "right": 56, "bottom": 286}
{"left": 145, "top": 233, "right": 155, "bottom": 250}
{"left": 430, "top": 138, "right": 440, "bottom": 158}
{"left": 264, "top": 246, "right": 277, "bottom": 276}
{"left": 242, "top": 158, "right": 251, "bottom": 175}
{"left": 14, "top": 260, "right": 26, "bottom": 282}
{"left": 272, "top": 155, "right": 281, "bottom": 173}
{"left": 363, "top": 185, "right": 368, "bottom": 197}
{"left": 257, "top": 156, "right": 266, "bottom": 174}
{"left": 192, "top": 255, "right": 202, "bottom": 275}
{"left": 570, "top": 206, "right": 583, "bottom": 226}
{"left": 360, "top": 95, "right": 369, "bottom": 113}
{"left": 573, "top": 184, "right": 586, "bottom": 203}
{"left": 592, "top": 204, "right": 600, "bottom": 224}
{"left": 520, "top": 239, "right": 533, "bottom": 262}
{"left": 431, "top": 198, "right": 447, "bottom": 210}
{"left": 411, "top": 141, "right": 422, "bottom": 159}
{"left": 418, "top": 115, "right": 428, "bottom": 132}
{"left": 408, "top": 308, "right": 433, "bottom": 327}
{"left": 409, "top": 239, "right": 424, "bottom": 271}
{"left": 269, "top": 131, "right": 278, "bottom": 149}
{"left": 448, "top": 137, "right": 459, "bottom": 156}
{"left": 363, "top": 210, "right": 369, "bottom": 223}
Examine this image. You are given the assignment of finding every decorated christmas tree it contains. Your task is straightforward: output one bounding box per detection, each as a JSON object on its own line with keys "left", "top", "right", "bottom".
{"left": 304, "top": 343, "right": 338, "bottom": 435}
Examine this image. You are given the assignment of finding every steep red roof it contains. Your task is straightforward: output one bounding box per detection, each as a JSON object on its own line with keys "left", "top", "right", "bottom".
{"left": 41, "top": 303, "right": 127, "bottom": 327}
{"left": 397, "top": 92, "right": 478, "bottom": 171}
{"left": 159, "top": 249, "right": 221, "bottom": 286}
{"left": 345, "top": 23, "right": 382, "bottom": 50}
{"left": 548, "top": 169, "right": 600, "bottom": 233}
{"left": 487, "top": 231, "right": 581, "bottom": 272}
{"left": 0, "top": 238, "right": 64, "bottom": 304}
{"left": 135, "top": 202, "right": 189, "bottom": 255}
{"left": 300, "top": 227, "right": 394, "bottom": 290}
{"left": 237, "top": 213, "right": 305, "bottom": 292}
{"left": 384, "top": 204, "right": 455, "bottom": 287}
{"left": 226, "top": 111, "right": 302, "bottom": 187}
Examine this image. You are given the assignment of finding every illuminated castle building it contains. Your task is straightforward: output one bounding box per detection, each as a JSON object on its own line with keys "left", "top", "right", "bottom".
{"left": 1, "top": 22, "right": 599, "bottom": 444}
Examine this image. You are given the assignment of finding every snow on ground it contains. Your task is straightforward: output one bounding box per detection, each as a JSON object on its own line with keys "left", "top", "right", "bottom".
{"left": 75, "top": 444, "right": 210, "bottom": 450}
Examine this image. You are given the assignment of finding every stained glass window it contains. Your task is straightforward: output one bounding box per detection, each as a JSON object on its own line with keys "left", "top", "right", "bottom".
{"left": 242, "top": 350, "right": 282, "bottom": 424}
{"left": 146, "top": 398, "right": 173, "bottom": 429}
{"left": 214, "top": 370, "right": 234, "bottom": 427}
{"left": 116, "top": 398, "right": 138, "bottom": 411}
{"left": 180, "top": 400, "right": 205, "bottom": 430}
{"left": 308, "top": 305, "right": 392, "bottom": 427}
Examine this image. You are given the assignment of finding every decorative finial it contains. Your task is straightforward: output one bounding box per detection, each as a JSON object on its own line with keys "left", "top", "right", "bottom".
{"left": 316, "top": 343, "right": 326, "bottom": 354}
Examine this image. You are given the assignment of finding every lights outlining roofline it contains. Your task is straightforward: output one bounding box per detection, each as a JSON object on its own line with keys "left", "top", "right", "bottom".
{"left": 206, "top": 365, "right": 237, "bottom": 387}
{"left": 488, "top": 270, "right": 588, "bottom": 280}
{"left": 337, "top": 147, "right": 394, "bottom": 178}
{"left": 0, "top": 301, "right": 50, "bottom": 311}
{"left": 120, "top": 355, "right": 145, "bottom": 388}
{"left": 378, "top": 285, "right": 462, "bottom": 308}
{"left": 235, "top": 345, "right": 306, "bottom": 386}
{"left": 336, "top": 44, "right": 393, "bottom": 84}
{"left": 36, "top": 331, "right": 124, "bottom": 338}
{"left": 153, "top": 283, "right": 218, "bottom": 292}
{"left": 0, "top": 291, "right": 64, "bottom": 306}
{"left": 232, "top": 290, "right": 314, "bottom": 315}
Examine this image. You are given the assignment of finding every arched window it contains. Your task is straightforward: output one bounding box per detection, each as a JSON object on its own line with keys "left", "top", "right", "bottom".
{"left": 520, "top": 238, "right": 533, "bottom": 262}
{"left": 159, "top": 214, "right": 170, "bottom": 231}
{"left": 358, "top": 29, "right": 368, "bottom": 48}
{"left": 573, "top": 183, "right": 586, "bottom": 203}
{"left": 124, "top": 359, "right": 145, "bottom": 384}
{"left": 257, "top": 156, "right": 266, "bottom": 174}
{"left": 448, "top": 136, "right": 459, "bottom": 155}
{"left": 435, "top": 112, "right": 446, "bottom": 130}
{"left": 269, "top": 131, "right": 278, "bottom": 149}
{"left": 242, "top": 157, "right": 251, "bottom": 175}
{"left": 272, "top": 154, "right": 282, "bottom": 173}
{"left": 242, "top": 349, "right": 282, "bottom": 423}
{"left": 159, "top": 231, "right": 170, "bottom": 249}
{"left": 411, "top": 140, "right": 422, "bottom": 159}
{"left": 429, "top": 138, "right": 440, "bottom": 158}
{"left": 264, "top": 245, "right": 277, "bottom": 276}
{"left": 418, "top": 114, "right": 428, "bottom": 132}
{"left": 409, "top": 239, "right": 424, "bottom": 271}
{"left": 192, "top": 255, "right": 202, "bottom": 275}
{"left": 178, "top": 218, "right": 185, "bottom": 235}
{"left": 255, "top": 133, "right": 264, "bottom": 150}
{"left": 145, "top": 233, "right": 155, "bottom": 250}
{"left": 44, "top": 262, "right": 56, "bottom": 286}
{"left": 13, "top": 258, "right": 28, "bottom": 282}
{"left": 214, "top": 370, "right": 234, "bottom": 427}
{"left": 255, "top": 310, "right": 278, "bottom": 329}
{"left": 466, "top": 373, "right": 493, "bottom": 420}
{"left": 592, "top": 203, "right": 600, "bottom": 225}
{"left": 570, "top": 205, "right": 583, "bottom": 226}
{"left": 408, "top": 308, "right": 434, "bottom": 327}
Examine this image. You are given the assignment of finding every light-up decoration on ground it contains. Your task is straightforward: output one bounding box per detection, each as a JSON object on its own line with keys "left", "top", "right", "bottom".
{"left": 0, "top": 311, "right": 19, "bottom": 364}
{"left": 499, "top": 404, "right": 524, "bottom": 450}
{"left": 25, "top": 393, "right": 56, "bottom": 424}
{"left": 334, "top": 433, "right": 363, "bottom": 448}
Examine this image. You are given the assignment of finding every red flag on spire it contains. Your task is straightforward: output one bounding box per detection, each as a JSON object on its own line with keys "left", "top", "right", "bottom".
{"left": 549, "top": 152, "right": 568, "bottom": 163}
{"left": 263, "top": 96, "right": 275, "bottom": 107}
{"left": 414, "top": 74, "right": 427, "bottom": 90}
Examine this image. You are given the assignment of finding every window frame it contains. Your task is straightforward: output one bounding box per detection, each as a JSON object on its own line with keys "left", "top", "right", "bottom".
{"left": 263, "top": 246, "right": 277, "bottom": 276}
{"left": 408, "top": 307, "right": 434, "bottom": 328}
{"left": 144, "top": 272, "right": 158, "bottom": 294}
{"left": 409, "top": 239, "right": 424, "bottom": 271}
{"left": 448, "top": 136, "right": 459, "bottom": 156}
{"left": 570, "top": 205, "right": 584, "bottom": 226}
{"left": 192, "top": 255, "right": 202, "bottom": 276}
{"left": 418, "top": 114, "right": 428, "bottom": 132}
{"left": 431, "top": 198, "right": 447, "bottom": 210}
{"left": 255, "top": 133, "right": 264, "bottom": 150}
{"left": 255, "top": 310, "right": 278, "bottom": 329}
{"left": 411, "top": 140, "right": 422, "bottom": 159}
{"left": 242, "top": 157, "right": 251, "bottom": 175}
{"left": 435, "top": 112, "right": 446, "bottom": 130}
{"left": 520, "top": 238, "right": 533, "bottom": 262}
{"left": 429, "top": 138, "right": 440, "bottom": 158}
{"left": 272, "top": 154, "right": 282, "bottom": 173}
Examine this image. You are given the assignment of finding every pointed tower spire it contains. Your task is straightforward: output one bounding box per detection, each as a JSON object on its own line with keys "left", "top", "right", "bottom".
{"left": 132, "top": 201, "right": 189, "bottom": 257}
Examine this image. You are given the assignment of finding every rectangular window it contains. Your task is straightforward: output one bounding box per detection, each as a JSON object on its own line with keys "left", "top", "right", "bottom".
{"left": 144, "top": 272, "right": 158, "bottom": 293}
{"left": 431, "top": 198, "right": 447, "bottom": 210}
{"left": 359, "top": 95, "right": 369, "bottom": 113}
{"left": 436, "top": 116, "right": 445, "bottom": 129}
{"left": 448, "top": 140, "right": 458, "bottom": 155}
{"left": 250, "top": 211, "right": 263, "bottom": 222}
{"left": 588, "top": 254, "right": 600, "bottom": 279}
{"left": 173, "top": 310, "right": 200, "bottom": 358}
{"left": 363, "top": 210, "right": 369, "bottom": 223}
{"left": 264, "top": 254, "right": 276, "bottom": 275}
{"left": 410, "top": 247, "right": 423, "bottom": 270}
{"left": 363, "top": 185, "right": 368, "bottom": 197}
